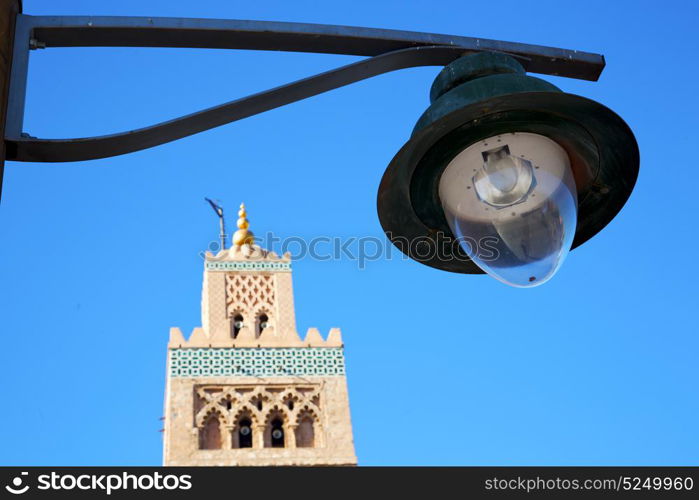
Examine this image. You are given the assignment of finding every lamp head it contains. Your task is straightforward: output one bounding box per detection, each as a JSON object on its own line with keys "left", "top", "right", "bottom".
{"left": 377, "top": 52, "right": 639, "bottom": 287}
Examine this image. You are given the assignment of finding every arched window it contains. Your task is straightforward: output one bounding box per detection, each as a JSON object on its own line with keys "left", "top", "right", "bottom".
{"left": 231, "top": 314, "right": 244, "bottom": 339}
{"left": 295, "top": 416, "right": 315, "bottom": 448}
{"left": 199, "top": 415, "right": 222, "bottom": 450}
{"left": 237, "top": 418, "right": 253, "bottom": 449}
{"left": 256, "top": 313, "right": 269, "bottom": 338}
{"left": 270, "top": 418, "right": 284, "bottom": 448}
{"left": 263, "top": 410, "right": 287, "bottom": 448}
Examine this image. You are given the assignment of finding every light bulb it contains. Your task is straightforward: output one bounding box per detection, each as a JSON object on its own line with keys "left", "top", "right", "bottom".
{"left": 272, "top": 429, "right": 283, "bottom": 439}
{"left": 439, "top": 132, "right": 577, "bottom": 287}
{"left": 240, "top": 426, "right": 251, "bottom": 436}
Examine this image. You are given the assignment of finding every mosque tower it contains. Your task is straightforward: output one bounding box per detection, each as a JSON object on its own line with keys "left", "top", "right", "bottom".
{"left": 162, "top": 203, "right": 357, "bottom": 466}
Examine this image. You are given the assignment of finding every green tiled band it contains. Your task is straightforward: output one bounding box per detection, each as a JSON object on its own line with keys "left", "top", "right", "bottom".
{"left": 205, "top": 261, "right": 291, "bottom": 272}
{"left": 169, "top": 347, "right": 345, "bottom": 377}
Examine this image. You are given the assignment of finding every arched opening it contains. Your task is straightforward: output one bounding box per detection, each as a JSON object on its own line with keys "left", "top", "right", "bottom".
{"left": 295, "top": 415, "right": 315, "bottom": 448}
{"left": 256, "top": 313, "right": 269, "bottom": 338}
{"left": 237, "top": 417, "right": 253, "bottom": 449}
{"left": 264, "top": 409, "right": 289, "bottom": 448}
{"left": 231, "top": 314, "right": 244, "bottom": 339}
{"left": 199, "top": 415, "right": 222, "bottom": 450}
{"left": 270, "top": 418, "right": 284, "bottom": 448}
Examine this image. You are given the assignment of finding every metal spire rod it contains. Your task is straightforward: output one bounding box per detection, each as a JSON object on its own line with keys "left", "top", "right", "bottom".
{"left": 205, "top": 197, "right": 226, "bottom": 251}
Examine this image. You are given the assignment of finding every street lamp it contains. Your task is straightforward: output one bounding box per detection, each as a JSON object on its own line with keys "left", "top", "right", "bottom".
{"left": 377, "top": 52, "right": 639, "bottom": 286}
{"left": 0, "top": 4, "right": 638, "bottom": 287}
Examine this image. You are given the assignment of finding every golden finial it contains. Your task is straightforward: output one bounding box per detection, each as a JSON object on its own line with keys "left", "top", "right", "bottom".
{"left": 232, "top": 202, "right": 255, "bottom": 246}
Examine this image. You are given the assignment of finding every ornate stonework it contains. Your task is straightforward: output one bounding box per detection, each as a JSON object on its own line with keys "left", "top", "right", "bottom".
{"left": 169, "top": 348, "right": 346, "bottom": 377}
{"left": 163, "top": 206, "right": 356, "bottom": 466}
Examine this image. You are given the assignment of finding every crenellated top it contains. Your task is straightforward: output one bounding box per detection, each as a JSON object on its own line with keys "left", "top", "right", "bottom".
{"left": 206, "top": 244, "right": 289, "bottom": 262}
{"left": 168, "top": 326, "right": 343, "bottom": 348}
{"left": 204, "top": 243, "right": 292, "bottom": 272}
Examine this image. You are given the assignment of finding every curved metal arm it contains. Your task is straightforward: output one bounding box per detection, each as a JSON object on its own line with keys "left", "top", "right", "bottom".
{"left": 8, "top": 46, "right": 472, "bottom": 162}
{"left": 4, "top": 14, "right": 606, "bottom": 163}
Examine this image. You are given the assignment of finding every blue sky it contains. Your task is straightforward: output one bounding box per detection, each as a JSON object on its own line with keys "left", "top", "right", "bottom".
{"left": 1, "top": 0, "right": 697, "bottom": 465}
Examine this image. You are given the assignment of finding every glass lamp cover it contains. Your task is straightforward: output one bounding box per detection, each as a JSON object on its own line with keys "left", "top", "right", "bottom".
{"left": 439, "top": 132, "right": 578, "bottom": 287}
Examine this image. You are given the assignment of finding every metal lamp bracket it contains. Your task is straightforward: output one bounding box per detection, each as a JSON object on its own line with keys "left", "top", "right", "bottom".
{"left": 4, "top": 15, "right": 605, "bottom": 163}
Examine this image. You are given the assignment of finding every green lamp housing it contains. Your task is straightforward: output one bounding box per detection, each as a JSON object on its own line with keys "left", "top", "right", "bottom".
{"left": 377, "top": 51, "right": 639, "bottom": 280}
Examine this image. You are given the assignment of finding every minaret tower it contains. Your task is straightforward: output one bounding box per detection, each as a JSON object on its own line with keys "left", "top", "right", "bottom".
{"left": 163, "top": 204, "right": 357, "bottom": 466}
